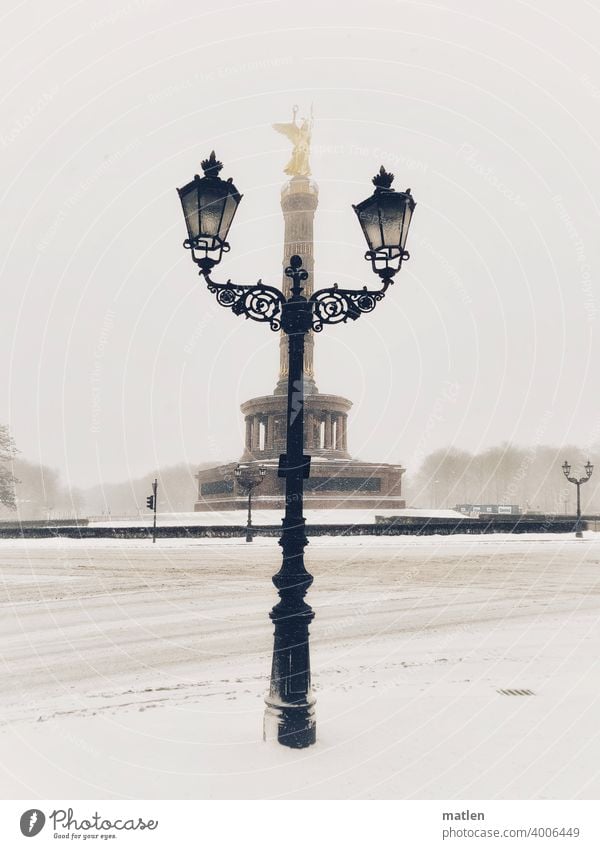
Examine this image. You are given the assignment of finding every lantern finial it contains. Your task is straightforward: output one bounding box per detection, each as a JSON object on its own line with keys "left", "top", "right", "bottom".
{"left": 201, "top": 151, "right": 223, "bottom": 177}
{"left": 372, "top": 166, "right": 394, "bottom": 190}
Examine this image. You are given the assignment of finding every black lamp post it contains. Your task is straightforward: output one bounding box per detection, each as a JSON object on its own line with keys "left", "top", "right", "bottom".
{"left": 562, "top": 459, "right": 594, "bottom": 538}
{"left": 177, "top": 153, "right": 415, "bottom": 748}
{"left": 234, "top": 463, "right": 266, "bottom": 542}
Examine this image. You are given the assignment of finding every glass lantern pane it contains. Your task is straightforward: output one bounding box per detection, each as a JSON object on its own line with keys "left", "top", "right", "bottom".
{"left": 198, "top": 183, "right": 227, "bottom": 239}
{"left": 181, "top": 188, "right": 200, "bottom": 240}
{"left": 378, "top": 193, "right": 402, "bottom": 248}
{"left": 399, "top": 203, "right": 413, "bottom": 250}
{"left": 357, "top": 199, "right": 383, "bottom": 251}
{"left": 219, "top": 192, "right": 240, "bottom": 241}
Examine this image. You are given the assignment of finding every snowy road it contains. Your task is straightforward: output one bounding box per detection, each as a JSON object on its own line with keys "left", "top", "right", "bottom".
{"left": 0, "top": 533, "right": 599, "bottom": 799}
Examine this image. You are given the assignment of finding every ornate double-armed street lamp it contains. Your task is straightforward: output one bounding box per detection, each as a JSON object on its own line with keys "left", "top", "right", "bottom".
{"left": 234, "top": 463, "right": 266, "bottom": 542}
{"left": 562, "top": 459, "right": 594, "bottom": 538}
{"left": 177, "top": 152, "right": 416, "bottom": 748}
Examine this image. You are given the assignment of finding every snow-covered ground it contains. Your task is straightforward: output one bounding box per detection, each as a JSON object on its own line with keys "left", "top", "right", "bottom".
{"left": 0, "top": 533, "right": 598, "bottom": 799}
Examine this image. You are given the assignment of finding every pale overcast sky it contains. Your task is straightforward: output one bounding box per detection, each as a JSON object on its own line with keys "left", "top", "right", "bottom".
{"left": 1, "top": 0, "right": 599, "bottom": 487}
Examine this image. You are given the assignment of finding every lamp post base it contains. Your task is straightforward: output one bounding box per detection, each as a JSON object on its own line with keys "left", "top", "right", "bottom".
{"left": 576, "top": 529, "right": 583, "bottom": 539}
{"left": 263, "top": 696, "right": 316, "bottom": 748}
{"left": 246, "top": 530, "right": 253, "bottom": 543}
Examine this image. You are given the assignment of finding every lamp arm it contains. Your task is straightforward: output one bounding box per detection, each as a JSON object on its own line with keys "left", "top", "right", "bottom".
{"left": 309, "top": 279, "right": 391, "bottom": 332}
{"left": 202, "top": 274, "right": 286, "bottom": 332}
{"left": 565, "top": 474, "right": 592, "bottom": 485}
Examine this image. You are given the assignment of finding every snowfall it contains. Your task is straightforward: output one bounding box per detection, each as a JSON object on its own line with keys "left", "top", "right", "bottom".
{"left": 0, "top": 528, "right": 599, "bottom": 800}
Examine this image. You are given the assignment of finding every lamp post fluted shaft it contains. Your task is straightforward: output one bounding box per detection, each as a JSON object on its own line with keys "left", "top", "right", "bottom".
{"left": 264, "top": 261, "right": 316, "bottom": 747}
{"left": 243, "top": 483, "right": 257, "bottom": 543}
{"left": 235, "top": 468, "right": 266, "bottom": 542}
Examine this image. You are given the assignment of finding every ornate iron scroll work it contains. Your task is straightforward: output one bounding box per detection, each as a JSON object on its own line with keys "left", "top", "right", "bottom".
{"left": 309, "top": 281, "right": 391, "bottom": 332}
{"left": 202, "top": 260, "right": 391, "bottom": 335}
{"left": 203, "top": 276, "right": 286, "bottom": 331}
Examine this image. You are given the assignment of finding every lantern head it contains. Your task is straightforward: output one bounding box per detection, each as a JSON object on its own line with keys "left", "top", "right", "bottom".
{"left": 177, "top": 152, "right": 242, "bottom": 272}
{"left": 353, "top": 166, "right": 416, "bottom": 280}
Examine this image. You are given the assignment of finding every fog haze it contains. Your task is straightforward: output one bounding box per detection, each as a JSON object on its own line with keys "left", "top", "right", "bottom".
{"left": 1, "top": 0, "right": 599, "bottom": 492}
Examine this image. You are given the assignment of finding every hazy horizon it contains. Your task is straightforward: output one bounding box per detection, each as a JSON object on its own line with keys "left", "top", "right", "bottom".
{"left": 6, "top": 438, "right": 599, "bottom": 520}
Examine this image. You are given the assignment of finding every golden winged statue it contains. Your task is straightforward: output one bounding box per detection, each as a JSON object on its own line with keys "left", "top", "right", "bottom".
{"left": 273, "top": 105, "right": 313, "bottom": 177}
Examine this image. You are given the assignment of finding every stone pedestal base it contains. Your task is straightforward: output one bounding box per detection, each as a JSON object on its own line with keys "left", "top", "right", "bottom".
{"left": 195, "top": 458, "right": 405, "bottom": 512}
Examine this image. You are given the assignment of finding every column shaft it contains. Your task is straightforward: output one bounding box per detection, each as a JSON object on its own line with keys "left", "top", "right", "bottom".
{"left": 324, "top": 413, "right": 333, "bottom": 450}
{"left": 252, "top": 415, "right": 261, "bottom": 451}
{"left": 334, "top": 415, "right": 342, "bottom": 450}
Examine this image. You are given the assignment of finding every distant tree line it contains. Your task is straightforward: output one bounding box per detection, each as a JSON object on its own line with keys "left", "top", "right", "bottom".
{"left": 0, "top": 424, "right": 210, "bottom": 520}
{"left": 404, "top": 442, "right": 600, "bottom": 514}
{"left": 2, "top": 421, "right": 598, "bottom": 519}
{"left": 4, "top": 461, "right": 210, "bottom": 520}
{"left": 82, "top": 462, "right": 210, "bottom": 518}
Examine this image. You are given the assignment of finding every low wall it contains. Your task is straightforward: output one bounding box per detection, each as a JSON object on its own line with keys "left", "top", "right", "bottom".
{"left": 0, "top": 517, "right": 587, "bottom": 539}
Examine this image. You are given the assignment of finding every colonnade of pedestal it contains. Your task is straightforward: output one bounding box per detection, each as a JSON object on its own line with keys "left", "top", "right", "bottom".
{"left": 244, "top": 410, "right": 348, "bottom": 453}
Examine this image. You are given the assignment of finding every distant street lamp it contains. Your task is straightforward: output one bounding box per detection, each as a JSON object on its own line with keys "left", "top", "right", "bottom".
{"left": 562, "top": 459, "right": 594, "bottom": 538}
{"left": 234, "top": 463, "right": 266, "bottom": 542}
{"left": 177, "top": 152, "right": 415, "bottom": 748}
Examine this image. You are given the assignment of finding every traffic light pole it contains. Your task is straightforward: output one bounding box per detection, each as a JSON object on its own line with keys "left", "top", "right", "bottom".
{"left": 152, "top": 478, "right": 157, "bottom": 544}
